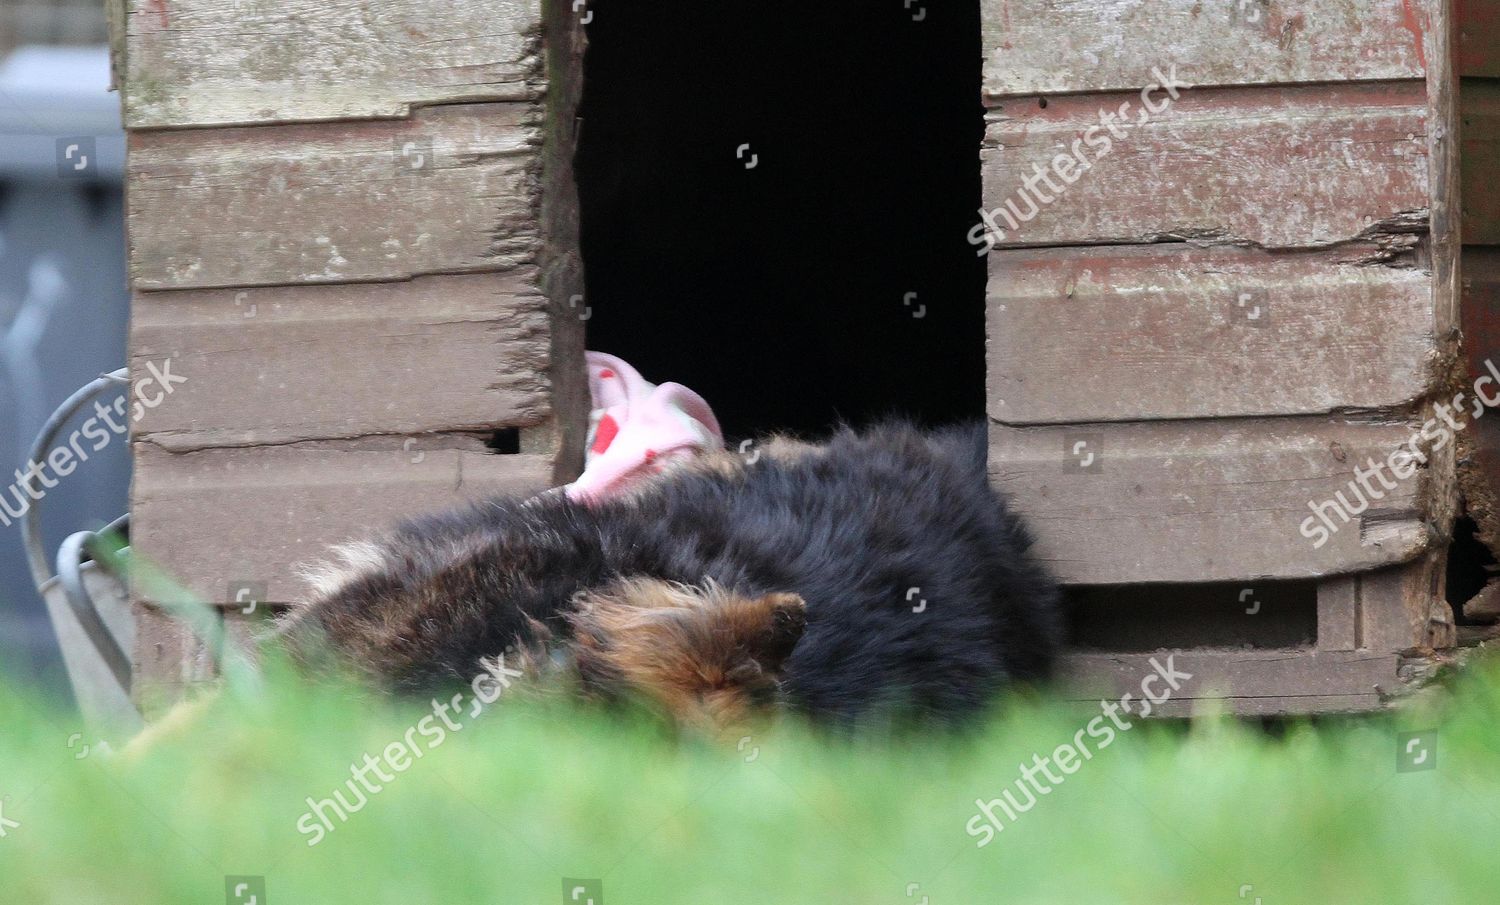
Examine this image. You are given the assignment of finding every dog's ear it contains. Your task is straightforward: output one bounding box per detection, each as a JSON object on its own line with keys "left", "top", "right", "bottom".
{"left": 740, "top": 592, "right": 807, "bottom": 674}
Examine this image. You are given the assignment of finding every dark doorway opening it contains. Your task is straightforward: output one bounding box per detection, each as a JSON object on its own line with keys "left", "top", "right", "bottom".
{"left": 575, "top": 0, "right": 986, "bottom": 440}
{"left": 1447, "top": 514, "right": 1498, "bottom": 624}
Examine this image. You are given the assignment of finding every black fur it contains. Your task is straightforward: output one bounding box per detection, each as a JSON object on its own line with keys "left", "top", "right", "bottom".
{"left": 280, "top": 420, "right": 1061, "bottom": 726}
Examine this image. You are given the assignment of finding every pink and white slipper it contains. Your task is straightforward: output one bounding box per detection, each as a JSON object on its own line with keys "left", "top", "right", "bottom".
{"left": 564, "top": 352, "right": 724, "bottom": 503}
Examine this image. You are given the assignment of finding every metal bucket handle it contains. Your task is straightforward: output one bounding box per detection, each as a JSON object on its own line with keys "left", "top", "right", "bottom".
{"left": 22, "top": 368, "right": 132, "bottom": 690}
{"left": 54, "top": 516, "right": 131, "bottom": 690}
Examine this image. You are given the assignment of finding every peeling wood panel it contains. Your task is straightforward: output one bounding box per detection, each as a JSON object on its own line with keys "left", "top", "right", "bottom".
{"left": 131, "top": 272, "right": 552, "bottom": 448}
{"left": 131, "top": 442, "right": 553, "bottom": 604}
{"left": 982, "top": 0, "right": 1432, "bottom": 98}
{"left": 127, "top": 103, "right": 539, "bottom": 290}
{"left": 979, "top": 82, "right": 1430, "bottom": 249}
{"left": 122, "top": 0, "right": 542, "bottom": 128}
{"left": 1458, "top": 0, "right": 1500, "bottom": 76}
{"left": 1058, "top": 650, "right": 1397, "bottom": 716}
{"left": 988, "top": 244, "right": 1435, "bottom": 424}
{"left": 990, "top": 418, "right": 1431, "bottom": 585}
{"left": 1461, "top": 79, "right": 1500, "bottom": 243}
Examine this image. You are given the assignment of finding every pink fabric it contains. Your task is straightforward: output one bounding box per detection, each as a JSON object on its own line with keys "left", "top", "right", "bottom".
{"left": 564, "top": 352, "right": 723, "bottom": 503}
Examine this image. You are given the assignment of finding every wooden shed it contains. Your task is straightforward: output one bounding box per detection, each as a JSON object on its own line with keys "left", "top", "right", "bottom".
{"left": 984, "top": 0, "right": 1494, "bottom": 713}
{"left": 112, "top": 0, "right": 1497, "bottom": 716}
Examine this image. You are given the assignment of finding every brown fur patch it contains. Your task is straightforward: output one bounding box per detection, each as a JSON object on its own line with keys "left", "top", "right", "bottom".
{"left": 277, "top": 532, "right": 505, "bottom": 686}
{"left": 567, "top": 578, "right": 806, "bottom": 732}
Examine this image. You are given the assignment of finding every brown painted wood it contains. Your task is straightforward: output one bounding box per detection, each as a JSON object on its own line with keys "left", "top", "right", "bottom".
{"left": 121, "top": 0, "right": 543, "bottom": 128}
{"left": 981, "top": 0, "right": 1432, "bottom": 99}
{"left": 1458, "top": 0, "right": 1500, "bottom": 77}
{"left": 987, "top": 243, "right": 1435, "bottom": 424}
{"left": 1459, "top": 250, "right": 1500, "bottom": 552}
{"left": 127, "top": 103, "right": 540, "bottom": 291}
{"left": 1461, "top": 79, "right": 1500, "bottom": 244}
{"left": 1461, "top": 248, "right": 1500, "bottom": 378}
{"left": 1058, "top": 649, "right": 1398, "bottom": 716}
{"left": 131, "top": 441, "right": 554, "bottom": 606}
{"left": 990, "top": 418, "right": 1432, "bottom": 585}
{"left": 131, "top": 271, "right": 554, "bottom": 448}
{"left": 978, "top": 82, "right": 1430, "bottom": 250}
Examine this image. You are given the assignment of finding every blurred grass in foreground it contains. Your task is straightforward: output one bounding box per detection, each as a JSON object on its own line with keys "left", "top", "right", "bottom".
{"left": 1, "top": 652, "right": 1498, "bottom": 905}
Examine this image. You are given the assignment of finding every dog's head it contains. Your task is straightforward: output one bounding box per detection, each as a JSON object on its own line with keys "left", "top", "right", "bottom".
{"left": 566, "top": 577, "right": 807, "bottom": 733}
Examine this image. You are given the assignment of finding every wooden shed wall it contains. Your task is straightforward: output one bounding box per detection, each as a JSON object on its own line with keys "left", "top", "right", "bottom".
{"left": 118, "top": 0, "right": 587, "bottom": 692}
{"left": 983, "top": 0, "right": 1461, "bottom": 589}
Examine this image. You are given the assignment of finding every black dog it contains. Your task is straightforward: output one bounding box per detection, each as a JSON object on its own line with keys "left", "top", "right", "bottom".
{"left": 277, "top": 421, "right": 1061, "bottom": 731}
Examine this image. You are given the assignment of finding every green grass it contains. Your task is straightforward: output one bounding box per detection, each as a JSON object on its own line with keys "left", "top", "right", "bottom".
{"left": 3, "top": 654, "right": 1500, "bottom": 904}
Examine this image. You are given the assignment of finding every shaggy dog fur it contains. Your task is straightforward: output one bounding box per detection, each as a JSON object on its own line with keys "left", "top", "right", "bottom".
{"left": 276, "top": 421, "right": 1061, "bottom": 731}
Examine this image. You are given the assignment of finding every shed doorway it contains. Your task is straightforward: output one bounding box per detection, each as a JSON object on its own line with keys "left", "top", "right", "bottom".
{"left": 575, "top": 0, "right": 986, "bottom": 439}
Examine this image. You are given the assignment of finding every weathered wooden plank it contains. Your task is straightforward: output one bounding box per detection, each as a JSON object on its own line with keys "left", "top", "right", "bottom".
{"left": 982, "top": 0, "right": 1432, "bottom": 99}
{"left": 127, "top": 103, "right": 539, "bottom": 290}
{"left": 988, "top": 243, "right": 1434, "bottom": 424}
{"left": 536, "top": 0, "right": 590, "bottom": 483}
{"left": 1458, "top": 0, "right": 1500, "bottom": 77}
{"left": 122, "top": 0, "right": 543, "bottom": 128}
{"left": 978, "top": 82, "right": 1429, "bottom": 250}
{"left": 1428, "top": 0, "right": 1463, "bottom": 339}
{"left": 1422, "top": 0, "right": 1463, "bottom": 566}
{"left": 1461, "top": 79, "right": 1500, "bottom": 244}
{"left": 1058, "top": 650, "right": 1398, "bottom": 716}
{"left": 132, "top": 441, "right": 553, "bottom": 606}
{"left": 1315, "top": 575, "right": 1359, "bottom": 651}
{"left": 1357, "top": 553, "right": 1454, "bottom": 652}
{"left": 132, "top": 604, "right": 284, "bottom": 715}
{"left": 990, "top": 418, "right": 1432, "bottom": 585}
{"left": 131, "top": 602, "right": 218, "bottom": 718}
{"left": 131, "top": 271, "right": 552, "bottom": 448}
